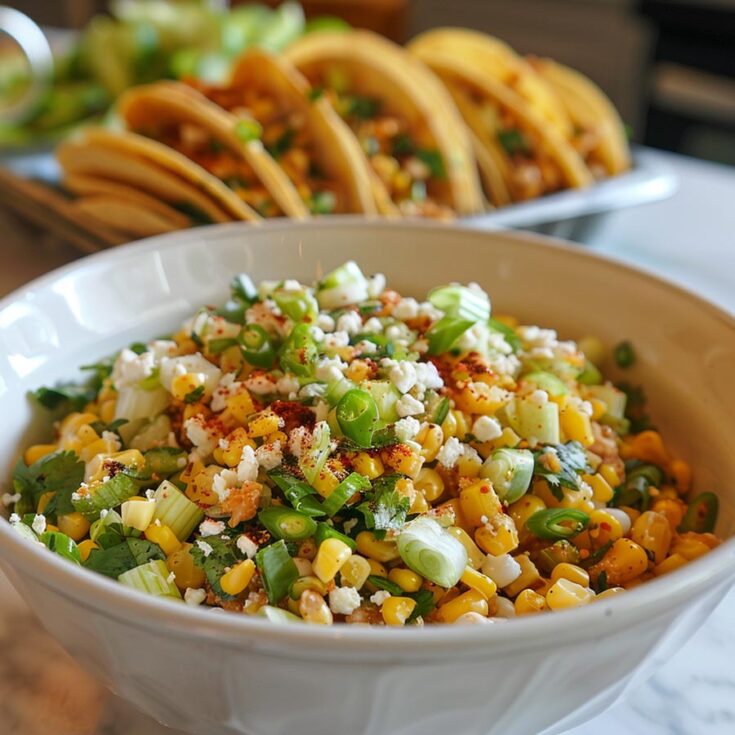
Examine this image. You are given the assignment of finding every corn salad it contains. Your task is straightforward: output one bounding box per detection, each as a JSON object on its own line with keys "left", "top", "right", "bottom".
{"left": 7, "top": 262, "right": 722, "bottom": 626}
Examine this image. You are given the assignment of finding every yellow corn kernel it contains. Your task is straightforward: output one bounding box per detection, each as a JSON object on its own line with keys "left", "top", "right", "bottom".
{"left": 340, "top": 554, "right": 371, "bottom": 590}
{"left": 669, "top": 459, "right": 692, "bottom": 494}
{"left": 75, "top": 424, "right": 99, "bottom": 446}
{"left": 446, "top": 526, "right": 485, "bottom": 569}
{"left": 598, "top": 462, "right": 620, "bottom": 488}
{"left": 671, "top": 536, "right": 710, "bottom": 561}
{"left": 299, "top": 589, "right": 333, "bottom": 624}
{"left": 166, "top": 543, "right": 205, "bottom": 589}
{"left": 145, "top": 523, "right": 182, "bottom": 556}
{"left": 591, "top": 538, "right": 648, "bottom": 585}
{"left": 454, "top": 382, "right": 509, "bottom": 417}
{"left": 502, "top": 554, "right": 542, "bottom": 597}
{"left": 559, "top": 482, "right": 594, "bottom": 512}
{"left": 632, "top": 511, "right": 672, "bottom": 565}
{"left": 220, "top": 559, "right": 256, "bottom": 596}
{"left": 578, "top": 336, "right": 604, "bottom": 364}
{"left": 293, "top": 557, "right": 313, "bottom": 577}
{"left": 366, "top": 558, "right": 388, "bottom": 579}
{"left": 435, "top": 498, "right": 469, "bottom": 532}
{"left": 37, "top": 491, "right": 56, "bottom": 515}
{"left": 546, "top": 578, "right": 594, "bottom": 610}
{"left": 225, "top": 390, "right": 256, "bottom": 424}
{"left": 213, "top": 427, "right": 256, "bottom": 467}
{"left": 80, "top": 435, "right": 120, "bottom": 463}
{"left": 290, "top": 576, "right": 329, "bottom": 599}
{"left": 78, "top": 539, "right": 98, "bottom": 562}
{"left": 594, "top": 586, "right": 626, "bottom": 600}
{"left": 380, "top": 445, "right": 424, "bottom": 478}
{"left": 485, "top": 427, "right": 522, "bottom": 453}
{"left": 474, "top": 515, "right": 519, "bottom": 555}
{"left": 219, "top": 344, "right": 244, "bottom": 375}
{"left": 57, "top": 512, "right": 91, "bottom": 542}
{"left": 508, "top": 494, "right": 547, "bottom": 535}
{"left": 381, "top": 596, "right": 417, "bottom": 626}
{"left": 459, "top": 481, "right": 502, "bottom": 527}
{"left": 460, "top": 567, "right": 497, "bottom": 600}
{"left": 24, "top": 444, "right": 57, "bottom": 466}
{"left": 651, "top": 498, "right": 687, "bottom": 532}
{"left": 356, "top": 531, "right": 400, "bottom": 563}
{"left": 654, "top": 553, "right": 688, "bottom": 576}
{"left": 311, "top": 467, "right": 341, "bottom": 498}
{"left": 171, "top": 372, "right": 206, "bottom": 402}
{"left": 415, "top": 467, "right": 445, "bottom": 503}
{"left": 583, "top": 473, "right": 614, "bottom": 504}
{"left": 514, "top": 588, "right": 547, "bottom": 614}
{"left": 657, "top": 485, "right": 679, "bottom": 500}
{"left": 97, "top": 398, "right": 116, "bottom": 424}
{"left": 187, "top": 466, "right": 221, "bottom": 506}
{"left": 59, "top": 412, "right": 98, "bottom": 437}
{"left": 560, "top": 404, "right": 595, "bottom": 447}
{"left": 416, "top": 423, "right": 443, "bottom": 462}
{"left": 551, "top": 563, "right": 590, "bottom": 587}
{"left": 587, "top": 398, "right": 607, "bottom": 421}
{"left": 622, "top": 430, "right": 670, "bottom": 466}
{"left": 345, "top": 360, "right": 371, "bottom": 383}
{"left": 388, "top": 567, "right": 423, "bottom": 593}
{"left": 457, "top": 450, "right": 483, "bottom": 478}
{"left": 438, "top": 589, "right": 489, "bottom": 622}
{"left": 588, "top": 509, "right": 624, "bottom": 546}
{"left": 120, "top": 498, "right": 157, "bottom": 532}
{"left": 409, "top": 492, "right": 429, "bottom": 514}
{"left": 313, "top": 538, "right": 352, "bottom": 583}
{"left": 352, "top": 452, "right": 385, "bottom": 480}
{"left": 247, "top": 410, "right": 281, "bottom": 438}
{"left": 620, "top": 505, "right": 641, "bottom": 526}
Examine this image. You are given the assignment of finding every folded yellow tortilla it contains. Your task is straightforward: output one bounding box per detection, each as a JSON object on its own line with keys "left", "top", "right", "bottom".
{"left": 70, "top": 196, "right": 185, "bottom": 239}
{"left": 286, "top": 30, "right": 485, "bottom": 218}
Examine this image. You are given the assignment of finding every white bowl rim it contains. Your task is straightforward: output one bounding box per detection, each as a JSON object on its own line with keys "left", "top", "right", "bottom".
{"left": 2, "top": 217, "right": 735, "bottom": 655}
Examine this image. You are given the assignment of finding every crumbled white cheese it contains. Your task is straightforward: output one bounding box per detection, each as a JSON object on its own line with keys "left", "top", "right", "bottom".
{"left": 212, "top": 468, "right": 239, "bottom": 502}
{"left": 237, "top": 445, "right": 259, "bottom": 483}
{"left": 436, "top": 437, "right": 463, "bottom": 468}
{"left": 389, "top": 361, "right": 417, "bottom": 394}
{"left": 31, "top": 514, "right": 47, "bottom": 536}
{"left": 414, "top": 362, "right": 443, "bottom": 393}
{"left": 245, "top": 301, "right": 289, "bottom": 338}
{"left": 184, "top": 587, "right": 207, "bottom": 606}
{"left": 493, "top": 597, "right": 517, "bottom": 618}
{"left": 315, "top": 356, "right": 346, "bottom": 383}
{"left": 244, "top": 374, "right": 277, "bottom": 396}
{"left": 100, "top": 431, "right": 122, "bottom": 452}
{"left": 184, "top": 415, "right": 220, "bottom": 457}
{"left": 9, "top": 513, "right": 21, "bottom": 525}
{"left": 211, "top": 373, "right": 242, "bottom": 412}
{"left": 111, "top": 348, "right": 156, "bottom": 390}
{"left": 394, "top": 417, "right": 421, "bottom": 443}
{"left": 311, "top": 400, "right": 330, "bottom": 422}
{"left": 472, "top": 415, "right": 503, "bottom": 442}
{"left": 195, "top": 540, "right": 214, "bottom": 558}
{"left": 145, "top": 488, "right": 156, "bottom": 500}
{"left": 336, "top": 311, "right": 363, "bottom": 335}
{"left": 527, "top": 389, "right": 549, "bottom": 405}
{"left": 255, "top": 441, "right": 283, "bottom": 471}
{"left": 310, "top": 325, "right": 326, "bottom": 343}
{"left": 159, "top": 353, "right": 222, "bottom": 395}
{"left": 396, "top": 393, "right": 424, "bottom": 417}
{"left": 362, "top": 317, "right": 383, "bottom": 334}
{"left": 353, "top": 340, "right": 377, "bottom": 355}
{"left": 369, "top": 590, "right": 391, "bottom": 606}
{"left": 342, "top": 518, "right": 358, "bottom": 535}
{"left": 276, "top": 374, "right": 300, "bottom": 398}
{"left": 392, "top": 297, "right": 419, "bottom": 321}
{"left": 236, "top": 535, "right": 259, "bottom": 559}
{"left": 366, "top": 273, "right": 386, "bottom": 298}
{"left": 299, "top": 383, "right": 326, "bottom": 399}
{"left": 316, "top": 313, "right": 335, "bottom": 332}
{"left": 323, "top": 331, "right": 350, "bottom": 350}
{"left": 456, "top": 322, "right": 489, "bottom": 354}
{"left": 411, "top": 338, "right": 429, "bottom": 354}
{"left": 1, "top": 492, "right": 21, "bottom": 507}
{"left": 148, "top": 340, "right": 178, "bottom": 360}
{"left": 199, "top": 519, "right": 226, "bottom": 537}
{"left": 418, "top": 302, "right": 443, "bottom": 322}
{"left": 329, "top": 586, "right": 362, "bottom": 615}
{"left": 288, "top": 426, "right": 312, "bottom": 459}
{"left": 481, "top": 553, "right": 522, "bottom": 588}
{"left": 167, "top": 571, "right": 176, "bottom": 585}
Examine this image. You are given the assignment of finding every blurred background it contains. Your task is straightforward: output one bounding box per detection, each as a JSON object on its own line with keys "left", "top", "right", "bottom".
{"left": 2, "top": 0, "right": 734, "bottom": 165}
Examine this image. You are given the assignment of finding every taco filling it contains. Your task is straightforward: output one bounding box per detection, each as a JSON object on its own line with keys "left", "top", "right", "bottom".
{"left": 312, "top": 69, "right": 453, "bottom": 219}
{"left": 190, "top": 82, "right": 342, "bottom": 216}
{"left": 133, "top": 121, "right": 283, "bottom": 218}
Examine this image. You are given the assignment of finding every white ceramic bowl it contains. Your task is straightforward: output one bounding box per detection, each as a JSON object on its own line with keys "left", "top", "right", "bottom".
{"left": 1, "top": 221, "right": 734, "bottom": 735}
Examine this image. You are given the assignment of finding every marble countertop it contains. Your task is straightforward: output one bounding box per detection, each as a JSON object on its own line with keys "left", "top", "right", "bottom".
{"left": 1, "top": 148, "right": 734, "bottom": 735}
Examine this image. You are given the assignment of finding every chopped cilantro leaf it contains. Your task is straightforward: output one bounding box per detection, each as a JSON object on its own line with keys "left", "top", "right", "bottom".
{"left": 84, "top": 538, "right": 165, "bottom": 579}
{"left": 357, "top": 474, "right": 410, "bottom": 531}
{"left": 532, "top": 441, "right": 591, "bottom": 501}
{"left": 12, "top": 450, "right": 84, "bottom": 518}
{"left": 184, "top": 385, "right": 205, "bottom": 404}
{"left": 190, "top": 534, "right": 240, "bottom": 601}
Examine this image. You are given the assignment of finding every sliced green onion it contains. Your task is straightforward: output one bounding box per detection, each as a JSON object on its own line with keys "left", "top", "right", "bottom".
{"left": 367, "top": 575, "right": 404, "bottom": 596}
{"left": 432, "top": 396, "right": 450, "bottom": 425}
{"left": 118, "top": 559, "right": 181, "bottom": 599}
{"left": 679, "top": 492, "right": 718, "bottom": 533}
{"left": 72, "top": 474, "right": 140, "bottom": 521}
{"left": 363, "top": 380, "right": 400, "bottom": 426}
{"left": 89, "top": 509, "right": 125, "bottom": 549}
{"left": 269, "top": 471, "right": 326, "bottom": 517}
{"left": 208, "top": 337, "right": 239, "bottom": 355}
{"left": 279, "top": 323, "right": 318, "bottom": 377}
{"left": 298, "top": 422, "right": 332, "bottom": 486}
{"left": 316, "top": 261, "right": 369, "bottom": 309}
{"left": 613, "top": 463, "right": 663, "bottom": 510}
{"left": 428, "top": 284, "right": 490, "bottom": 322}
{"left": 480, "top": 448, "right": 534, "bottom": 503}
{"left": 426, "top": 316, "right": 475, "bottom": 356}
{"left": 523, "top": 371, "right": 568, "bottom": 397}
{"left": 258, "top": 506, "right": 317, "bottom": 541}
{"left": 336, "top": 389, "right": 379, "bottom": 447}
{"left": 526, "top": 508, "right": 590, "bottom": 540}
{"left": 577, "top": 360, "right": 603, "bottom": 385}
{"left": 614, "top": 340, "right": 636, "bottom": 368}
{"left": 40, "top": 531, "right": 81, "bottom": 564}
{"left": 239, "top": 324, "right": 276, "bottom": 368}
{"left": 322, "top": 472, "right": 371, "bottom": 517}
{"left": 397, "top": 516, "right": 467, "bottom": 588}
{"left": 273, "top": 287, "right": 318, "bottom": 322}
{"left": 153, "top": 481, "right": 205, "bottom": 540}
{"left": 314, "top": 522, "right": 357, "bottom": 550}
{"left": 256, "top": 539, "right": 299, "bottom": 604}
{"left": 256, "top": 605, "right": 303, "bottom": 624}
{"left": 144, "top": 447, "right": 188, "bottom": 479}
{"left": 535, "top": 540, "right": 581, "bottom": 575}
{"left": 231, "top": 274, "right": 257, "bottom": 303}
